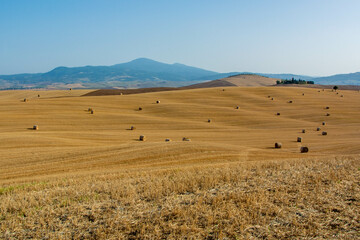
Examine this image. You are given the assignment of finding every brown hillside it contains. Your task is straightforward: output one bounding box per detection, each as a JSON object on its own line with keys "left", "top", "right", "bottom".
{"left": 184, "top": 74, "right": 279, "bottom": 89}
{"left": 224, "top": 74, "right": 279, "bottom": 86}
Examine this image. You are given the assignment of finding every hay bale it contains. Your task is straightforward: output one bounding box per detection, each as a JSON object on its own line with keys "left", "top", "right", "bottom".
{"left": 275, "top": 142, "right": 282, "bottom": 148}
{"left": 288, "top": 100, "right": 293, "bottom": 103}
{"left": 139, "top": 135, "right": 146, "bottom": 141}
{"left": 302, "top": 93, "right": 305, "bottom": 96}
{"left": 120, "top": 93, "right": 123, "bottom": 95}
{"left": 322, "top": 131, "right": 327, "bottom": 136}
{"left": 130, "top": 126, "right": 136, "bottom": 130}
{"left": 322, "top": 122, "right": 326, "bottom": 125}
{"left": 326, "top": 113, "right": 330, "bottom": 116}
{"left": 325, "top": 106, "right": 330, "bottom": 109}
{"left": 33, "top": 125, "right": 39, "bottom": 130}
{"left": 317, "top": 127, "right": 321, "bottom": 131}
{"left": 297, "top": 137, "right": 302, "bottom": 142}
{"left": 300, "top": 146, "right": 309, "bottom": 153}
{"left": 268, "top": 96, "right": 271, "bottom": 98}
{"left": 138, "top": 107, "right": 142, "bottom": 111}
{"left": 336, "top": 92, "right": 339, "bottom": 95}
{"left": 276, "top": 112, "right": 280, "bottom": 116}
{"left": 156, "top": 100, "right": 160, "bottom": 104}
{"left": 271, "top": 98, "right": 274, "bottom": 100}
{"left": 302, "top": 129, "right": 306, "bottom": 133}
{"left": 208, "top": 119, "right": 211, "bottom": 123}
{"left": 165, "top": 138, "right": 172, "bottom": 142}
{"left": 182, "top": 137, "right": 191, "bottom": 141}
{"left": 222, "top": 89, "right": 225, "bottom": 91}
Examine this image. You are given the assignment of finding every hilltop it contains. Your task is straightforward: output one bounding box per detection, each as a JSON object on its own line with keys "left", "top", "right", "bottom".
{"left": 184, "top": 74, "right": 280, "bottom": 89}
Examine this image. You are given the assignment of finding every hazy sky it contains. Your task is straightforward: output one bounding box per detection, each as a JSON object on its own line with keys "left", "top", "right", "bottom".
{"left": 1, "top": 0, "right": 360, "bottom": 76}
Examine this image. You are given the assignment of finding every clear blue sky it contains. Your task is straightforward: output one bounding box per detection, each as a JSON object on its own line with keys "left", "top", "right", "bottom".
{"left": 1, "top": 0, "right": 359, "bottom": 76}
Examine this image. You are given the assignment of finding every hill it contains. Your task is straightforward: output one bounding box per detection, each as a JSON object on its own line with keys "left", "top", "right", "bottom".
{"left": 1, "top": 59, "right": 360, "bottom": 89}
{"left": 0, "top": 87, "right": 359, "bottom": 238}
{"left": 311, "top": 72, "right": 360, "bottom": 85}
{"left": 0, "top": 58, "right": 219, "bottom": 89}
{"left": 184, "top": 74, "right": 279, "bottom": 88}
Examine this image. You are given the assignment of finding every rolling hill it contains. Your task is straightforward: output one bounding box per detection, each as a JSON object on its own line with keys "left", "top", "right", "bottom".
{"left": 311, "top": 72, "right": 360, "bottom": 85}
{"left": 1, "top": 58, "right": 360, "bottom": 90}
{"left": 0, "top": 86, "right": 359, "bottom": 238}
{"left": 183, "top": 74, "right": 280, "bottom": 89}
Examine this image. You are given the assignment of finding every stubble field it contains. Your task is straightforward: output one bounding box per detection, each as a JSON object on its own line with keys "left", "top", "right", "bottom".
{"left": 0, "top": 87, "right": 359, "bottom": 239}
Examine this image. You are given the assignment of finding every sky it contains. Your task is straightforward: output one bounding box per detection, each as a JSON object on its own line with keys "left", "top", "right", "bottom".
{"left": 0, "top": 0, "right": 360, "bottom": 76}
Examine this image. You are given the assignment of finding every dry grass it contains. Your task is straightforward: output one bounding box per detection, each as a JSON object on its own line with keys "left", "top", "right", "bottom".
{"left": 0, "top": 87, "right": 360, "bottom": 238}
{"left": 0, "top": 157, "right": 359, "bottom": 239}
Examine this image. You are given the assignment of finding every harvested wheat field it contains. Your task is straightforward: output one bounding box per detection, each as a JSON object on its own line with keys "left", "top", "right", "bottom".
{"left": 0, "top": 87, "right": 359, "bottom": 239}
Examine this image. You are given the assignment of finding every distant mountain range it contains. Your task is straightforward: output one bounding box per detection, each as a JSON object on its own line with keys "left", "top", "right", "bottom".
{"left": 0, "top": 58, "right": 359, "bottom": 89}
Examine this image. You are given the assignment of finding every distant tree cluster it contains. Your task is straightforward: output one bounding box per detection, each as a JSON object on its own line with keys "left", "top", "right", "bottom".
{"left": 276, "top": 78, "right": 314, "bottom": 85}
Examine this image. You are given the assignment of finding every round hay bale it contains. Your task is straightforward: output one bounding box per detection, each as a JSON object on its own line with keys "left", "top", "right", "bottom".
{"left": 165, "top": 138, "right": 172, "bottom": 142}
{"left": 322, "top": 122, "right": 326, "bottom": 125}
{"left": 302, "top": 93, "right": 305, "bottom": 96}
{"left": 268, "top": 95, "right": 271, "bottom": 98}
{"left": 139, "top": 135, "right": 146, "bottom": 141}
{"left": 271, "top": 98, "right": 274, "bottom": 100}
{"left": 325, "top": 106, "right": 330, "bottom": 109}
{"left": 300, "top": 146, "right": 309, "bottom": 153}
{"left": 336, "top": 92, "right": 339, "bottom": 95}
{"left": 130, "top": 126, "right": 136, "bottom": 130}
{"left": 33, "top": 125, "right": 39, "bottom": 130}
{"left": 316, "top": 127, "right": 321, "bottom": 131}
{"left": 302, "top": 129, "right": 306, "bottom": 133}
{"left": 182, "top": 137, "right": 191, "bottom": 142}
{"left": 138, "top": 107, "right": 142, "bottom": 111}
{"left": 156, "top": 100, "right": 160, "bottom": 104}
{"left": 222, "top": 89, "right": 225, "bottom": 91}
{"left": 207, "top": 119, "right": 211, "bottom": 123}
{"left": 322, "top": 131, "right": 327, "bottom": 136}
{"left": 275, "top": 142, "right": 282, "bottom": 148}
{"left": 276, "top": 112, "right": 280, "bottom": 116}
{"left": 288, "top": 100, "right": 293, "bottom": 103}
{"left": 297, "top": 137, "right": 302, "bottom": 142}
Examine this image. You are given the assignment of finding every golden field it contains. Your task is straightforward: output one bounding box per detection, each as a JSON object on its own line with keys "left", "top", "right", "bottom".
{"left": 0, "top": 87, "right": 359, "bottom": 239}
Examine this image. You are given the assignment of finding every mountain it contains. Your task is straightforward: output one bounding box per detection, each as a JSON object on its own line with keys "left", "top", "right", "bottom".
{"left": 311, "top": 72, "right": 360, "bottom": 85}
{"left": 1, "top": 58, "right": 359, "bottom": 89}
{"left": 0, "top": 58, "right": 219, "bottom": 89}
